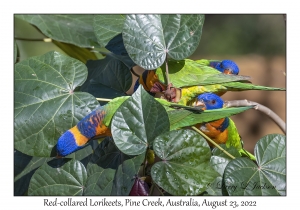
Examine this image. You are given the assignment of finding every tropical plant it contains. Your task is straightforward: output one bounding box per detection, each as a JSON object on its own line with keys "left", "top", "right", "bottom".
{"left": 14, "top": 14, "right": 286, "bottom": 196}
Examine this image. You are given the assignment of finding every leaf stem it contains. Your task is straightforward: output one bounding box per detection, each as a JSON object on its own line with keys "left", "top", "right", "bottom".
{"left": 14, "top": 37, "right": 52, "bottom": 42}
{"left": 96, "top": 98, "right": 113, "bottom": 102}
{"left": 191, "top": 126, "right": 236, "bottom": 160}
{"left": 165, "top": 54, "right": 170, "bottom": 86}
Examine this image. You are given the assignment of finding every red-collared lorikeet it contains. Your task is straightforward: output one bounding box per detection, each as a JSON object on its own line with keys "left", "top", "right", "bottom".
{"left": 193, "top": 92, "right": 256, "bottom": 160}
{"left": 133, "top": 59, "right": 285, "bottom": 105}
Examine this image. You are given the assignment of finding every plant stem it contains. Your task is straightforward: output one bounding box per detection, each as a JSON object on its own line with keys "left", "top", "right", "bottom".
{"left": 96, "top": 98, "right": 113, "bottom": 102}
{"left": 165, "top": 54, "right": 170, "bottom": 86}
{"left": 14, "top": 37, "right": 52, "bottom": 42}
{"left": 191, "top": 126, "right": 236, "bottom": 160}
{"left": 224, "top": 100, "right": 286, "bottom": 134}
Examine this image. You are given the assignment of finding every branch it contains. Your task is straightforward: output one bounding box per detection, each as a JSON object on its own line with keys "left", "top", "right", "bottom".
{"left": 96, "top": 98, "right": 113, "bottom": 102}
{"left": 224, "top": 100, "right": 286, "bottom": 134}
{"left": 14, "top": 37, "right": 52, "bottom": 42}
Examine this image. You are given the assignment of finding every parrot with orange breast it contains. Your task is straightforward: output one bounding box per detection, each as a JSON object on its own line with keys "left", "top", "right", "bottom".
{"left": 133, "top": 58, "right": 284, "bottom": 105}
{"left": 193, "top": 92, "right": 256, "bottom": 160}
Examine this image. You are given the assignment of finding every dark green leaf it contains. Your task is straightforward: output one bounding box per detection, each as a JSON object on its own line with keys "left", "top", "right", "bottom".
{"left": 14, "top": 150, "right": 54, "bottom": 195}
{"left": 205, "top": 176, "right": 223, "bottom": 196}
{"left": 52, "top": 40, "right": 98, "bottom": 64}
{"left": 211, "top": 145, "right": 241, "bottom": 176}
{"left": 93, "top": 15, "right": 126, "bottom": 47}
{"left": 151, "top": 129, "right": 218, "bottom": 195}
{"left": 15, "top": 14, "right": 99, "bottom": 48}
{"left": 168, "top": 106, "right": 253, "bottom": 130}
{"left": 28, "top": 159, "right": 87, "bottom": 195}
{"left": 65, "top": 140, "right": 100, "bottom": 167}
{"left": 84, "top": 138, "right": 145, "bottom": 195}
{"left": 80, "top": 56, "right": 132, "bottom": 100}
{"left": 14, "top": 51, "right": 99, "bottom": 157}
{"left": 224, "top": 134, "right": 286, "bottom": 196}
{"left": 123, "top": 15, "right": 204, "bottom": 69}
{"left": 84, "top": 164, "right": 115, "bottom": 195}
{"left": 111, "top": 86, "right": 170, "bottom": 155}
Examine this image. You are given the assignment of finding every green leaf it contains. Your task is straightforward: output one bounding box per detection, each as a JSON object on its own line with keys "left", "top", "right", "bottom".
{"left": 93, "top": 15, "right": 126, "bottom": 47}
{"left": 15, "top": 14, "right": 99, "bottom": 48}
{"left": 14, "top": 150, "right": 54, "bottom": 195}
{"left": 123, "top": 15, "right": 204, "bottom": 69}
{"left": 223, "top": 81, "right": 286, "bottom": 91}
{"left": 211, "top": 145, "right": 241, "bottom": 176}
{"left": 80, "top": 55, "right": 132, "bottom": 100}
{"left": 28, "top": 159, "right": 87, "bottom": 196}
{"left": 156, "top": 59, "right": 250, "bottom": 87}
{"left": 14, "top": 51, "right": 99, "bottom": 157}
{"left": 168, "top": 106, "right": 253, "bottom": 130}
{"left": 52, "top": 40, "right": 98, "bottom": 64}
{"left": 151, "top": 129, "right": 219, "bottom": 195}
{"left": 111, "top": 86, "right": 170, "bottom": 155}
{"left": 65, "top": 140, "right": 100, "bottom": 167}
{"left": 224, "top": 134, "right": 286, "bottom": 196}
{"left": 85, "top": 165, "right": 115, "bottom": 195}
{"left": 84, "top": 138, "right": 145, "bottom": 195}
{"left": 205, "top": 176, "right": 224, "bottom": 196}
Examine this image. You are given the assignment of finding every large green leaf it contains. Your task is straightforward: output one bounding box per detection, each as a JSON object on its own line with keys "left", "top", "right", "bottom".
{"left": 224, "top": 134, "right": 286, "bottom": 195}
{"left": 156, "top": 59, "right": 250, "bottom": 87}
{"left": 168, "top": 106, "right": 253, "bottom": 130}
{"left": 111, "top": 86, "right": 170, "bottom": 155}
{"left": 123, "top": 15, "right": 204, "bottom": 69}
{"left": 80, "top": 55, "right": 132, "bottom": 100}
{"left": 14, "top": 150, "right": 54, "bottom": 196}
{"left": 223, "top": 81, "right": 286, "bottom": 91}
{"left": 93, "top": 15, "right": 126, "bottom": 47}
{"left": 85, "top": 165, "right": 115, "bottom": 195}
{"left": 84, "top": 137, "right": 145, "bottom": 195}
{"left": 151, "top": 129, "right": 219, "bottom": 195}
{"left": 52, "top": 40, "right": 98, "bottom": 64}
{"left": 28, "top": 159, "right": 87, "bottom": 195}
{"left": 15, "top": 14, "right": 99, "bottom": 48}
{"left": 14, "top": 51, "right": 99, "bottom": 157}
{"left": 205, "top": 145, "right": 241, "bottom": 196}
{"left": 64, "top": 140, "right": 100, "bottom": 167}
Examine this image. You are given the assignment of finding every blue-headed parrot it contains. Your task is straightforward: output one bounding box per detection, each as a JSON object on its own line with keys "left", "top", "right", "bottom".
{"left": 193, "top": 92, "right": 256, "bottom": 160}
{"left": 56, "top": 96, "right": 129, "bottom": 157}
{"left": 133, "top": 59, "right": 285, "bottom": 105}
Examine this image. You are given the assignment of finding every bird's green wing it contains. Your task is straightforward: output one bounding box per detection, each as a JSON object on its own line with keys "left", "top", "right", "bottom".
{"left": 194, "top": 59, "right": 221, "bottom": 66}
{"left": 103, "top": 96, "right": 130, "bottom": 126}
{"left": 226, "top": 118, "right": 243, "bottom": 150}
{"left": 226, "top": 118, "right": 256, "bottom": 160}
{"left": 155, "top": 59, "right": 251, "bottom": 87}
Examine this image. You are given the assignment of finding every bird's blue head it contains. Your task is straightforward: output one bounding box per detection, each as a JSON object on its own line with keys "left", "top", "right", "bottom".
{"left": 215, "top": 60, "right": 239, "bottom": 75}
{"left": 195, "top": 93, "right": 224, "bottom": 110}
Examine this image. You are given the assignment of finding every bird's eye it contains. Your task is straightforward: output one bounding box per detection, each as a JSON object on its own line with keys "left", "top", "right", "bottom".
{"left": 211, "top": 100, "right": 216, "bottom": 104}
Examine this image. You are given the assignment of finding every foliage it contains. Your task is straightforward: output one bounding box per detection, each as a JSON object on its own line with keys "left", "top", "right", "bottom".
{"left": 14, "top": 14, "right": 286, "bottom": 196}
